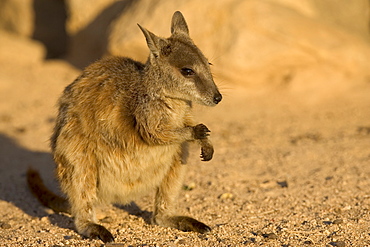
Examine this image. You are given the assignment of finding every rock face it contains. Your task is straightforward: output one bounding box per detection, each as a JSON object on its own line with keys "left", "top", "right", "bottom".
{"left": 0, "top": 0, "right": 34, "bottom": 37}
{"left": 107, "top": 0, "right": 370, "bottom": 98}
{"left": 273, "top": 0, "right": 370, "bottom": 40}
{"left": 0, "top": 30, "right": 45, "bottom": 65}
{"left": 64, "top": 0, "right": 133, "bottom": 67}
{"left": 65, "top": 0, "right": 118, "bottom": 35}
{"left": 0, "top": 0, "right": 369, "bottom": 97}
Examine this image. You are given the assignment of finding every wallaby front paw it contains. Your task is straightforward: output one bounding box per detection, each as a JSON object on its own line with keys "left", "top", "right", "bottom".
{"left": 201, "top": 144, "right": 214, "bottom": 161}
{"left": 193, "top": 124, "right": 210, "bottom": 139}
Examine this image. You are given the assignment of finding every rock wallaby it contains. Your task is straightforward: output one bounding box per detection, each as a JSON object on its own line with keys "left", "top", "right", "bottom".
{"left": 27, "top": 11, "right": 222, "bottom": 243}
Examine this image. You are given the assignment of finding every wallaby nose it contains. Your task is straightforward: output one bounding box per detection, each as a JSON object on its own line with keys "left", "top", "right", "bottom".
{"left": 213, "top": 93, "right": 222, "bottom": 104}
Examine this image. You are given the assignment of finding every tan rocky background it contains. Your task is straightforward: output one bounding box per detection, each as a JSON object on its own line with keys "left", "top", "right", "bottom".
{"left": 0, "top": 0, "right": 370, "bottom": 246}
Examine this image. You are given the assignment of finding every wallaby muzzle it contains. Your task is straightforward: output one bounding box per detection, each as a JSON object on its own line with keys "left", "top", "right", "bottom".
{"left": 213, "top": 92, "right": 222, "bottom": 104}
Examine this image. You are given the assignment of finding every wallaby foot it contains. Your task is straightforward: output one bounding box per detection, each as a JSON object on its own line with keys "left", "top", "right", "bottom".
{"left": 169, "top": 216, "right": 211, "bottom": 233}
{"left": 80, "top": 222, "right": 114, "bottom": 243}
{"left": 153, "top": 215, "right": 211, "bottom": 234}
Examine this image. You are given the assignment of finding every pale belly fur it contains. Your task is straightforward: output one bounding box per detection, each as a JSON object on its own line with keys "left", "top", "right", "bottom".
{"left": 96, "top": 143, "right": 180, "bottom": 205}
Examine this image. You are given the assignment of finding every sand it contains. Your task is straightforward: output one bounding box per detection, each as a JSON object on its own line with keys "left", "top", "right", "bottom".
{"left": 1, "top": 53, "right": 370, "bottom": 246}
{"left": 0, "top": 3, "right": 370, "bottom": 245}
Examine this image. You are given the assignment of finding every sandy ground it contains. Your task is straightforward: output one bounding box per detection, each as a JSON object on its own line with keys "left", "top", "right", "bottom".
{"left": 1, "top": 41, "right": 370, "bottom": 246}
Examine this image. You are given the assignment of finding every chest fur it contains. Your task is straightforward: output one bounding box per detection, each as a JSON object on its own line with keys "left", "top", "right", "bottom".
{"left": 95, "top": 141, "right": 180, "bottom": 204}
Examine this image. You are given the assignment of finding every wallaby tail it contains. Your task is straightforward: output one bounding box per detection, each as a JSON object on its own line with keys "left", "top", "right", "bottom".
{"left": 27, "top": 168, "right": 71, "bottom": 214}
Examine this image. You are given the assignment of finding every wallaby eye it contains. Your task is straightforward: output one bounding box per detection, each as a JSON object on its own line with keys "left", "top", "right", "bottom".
{"left": 180, "top": 68, "right": 195, "bottom": 77}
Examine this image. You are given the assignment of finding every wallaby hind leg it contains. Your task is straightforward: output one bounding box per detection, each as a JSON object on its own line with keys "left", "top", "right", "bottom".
{"left": 152, "top": 157, "right": 211, "bottom": 233}
{"left": 73, "top": 203, "right": 113, "bottom": 243}
{"left": 57, "top": 160, "right": 114, "bottom": 243}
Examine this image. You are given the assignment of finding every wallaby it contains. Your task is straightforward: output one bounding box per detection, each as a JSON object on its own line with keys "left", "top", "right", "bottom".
{"left": 27, "top": 11, "right": 222, "bottom": 243}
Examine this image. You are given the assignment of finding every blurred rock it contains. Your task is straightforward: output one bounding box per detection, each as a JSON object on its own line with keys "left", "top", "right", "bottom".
{"left": 0, "top": 0, "right": 369, "bottom": 98}
{"left": 64, "top": 0, "right": 135, "bottom": 68}
{"left": 0, "top": 0, "right": 34, "bottom": 36}
{"left": 274, "top": 0, "right": 370, "bottom": 40}
{"left": 219, "top": 192, "right": 234, "bottom": 200}
{"left": 311, "top": 0, "right": 369, "bottom": 40}
{"left": 0, "top": 0, "right": 68, "bottom": 58}
{"left": 108, "top": 0, "right": 370, "bottom": 99}
{"left": 0, "top": 0, "right": 33, "bottom": 37}
{"left": 0, "top": 31, "right": 45, "bottom": 64}
{"left": 65, "top": 0, "right": 118, "bottom": 35}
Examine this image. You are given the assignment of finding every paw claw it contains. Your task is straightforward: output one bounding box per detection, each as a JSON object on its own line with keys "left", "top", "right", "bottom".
{"left": 200, "top": 145, "right": 213, "bottom": 161}
{"left": 193, "top": 124, "right": 211, "bottom": 139}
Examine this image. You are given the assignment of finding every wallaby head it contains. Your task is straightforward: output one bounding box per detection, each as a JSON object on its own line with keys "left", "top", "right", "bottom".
{"left": 138, "top": 11, "right": 222, "bottom": 106}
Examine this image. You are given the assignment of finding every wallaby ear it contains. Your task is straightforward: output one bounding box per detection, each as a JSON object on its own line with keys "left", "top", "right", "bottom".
{"left": 171, "top": 11, "right": 189, "bottom": 36}
{"left": 138, "top": 24, "right": 167, "bottom": 58}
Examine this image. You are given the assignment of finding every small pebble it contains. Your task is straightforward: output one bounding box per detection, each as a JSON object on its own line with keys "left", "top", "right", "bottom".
{"left": 198, "top": 234, "right": 208, "bottom": 240}
{"left": 219, "top": 192, "right": 234, "bottom": 200}
{"left": 329, "top": 241, "right": 345, "bottom": 247}
{"left": 106, "top": 243, "right": 126, "bottom": 247}
{"left": 252, "top": 230, "right": 263, "bottom": 236}
{"left": 64, "top": 235, "right": 80, "bottom": 240}
{"left": 0, "top": 222, "right": 11, "bottom": 229}
{"left": 174, "top": 239, "right": 186, "bottom": 244}
{"left": 243, "top": 238, "right": 256, "bottom": 244}
{"left": 333, "top": 219, "right": 343, "bottom": 224}
{"left": 217, "top": 238, "right": 226, "bottom": 243}
{"left": 41, "top": 216, "right": 49, "bottom": 222}
{"left": 45, "top": 208, "right": 54, "bottom": 215}
{"left": 263, "top": 233, "right": 278, "bottom": 239}
{"left": 183, "top": 182, "right": 196, "bottom": 191}
{"left": 277, "top": 180, "right": 288, "bottom": 188}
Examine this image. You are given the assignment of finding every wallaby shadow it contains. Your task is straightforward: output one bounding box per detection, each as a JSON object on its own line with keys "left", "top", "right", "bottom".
{"left": 0, "top": 133, "right": 153, "bottom": 232}
{"left": 0, "top": 133, "right": 74, "bottom": 230}
{"left": 0, "top": 133, "right": 53, "bottom": 217}
{"left": 117, "top": 202, "right": 153, "bottom": 225}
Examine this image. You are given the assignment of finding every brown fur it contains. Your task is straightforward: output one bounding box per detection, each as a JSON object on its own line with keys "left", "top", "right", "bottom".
{"left": 27, "top": 11, "right": 221, "bottom": 243}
